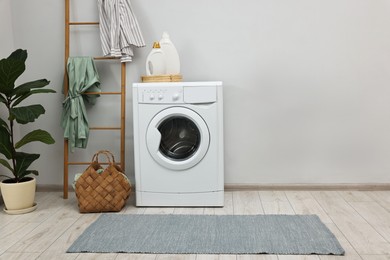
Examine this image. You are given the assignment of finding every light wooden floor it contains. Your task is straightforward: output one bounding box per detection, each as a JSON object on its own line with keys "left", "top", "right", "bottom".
{"left": 1, "top": 190, "right": 390, "bottom": 260}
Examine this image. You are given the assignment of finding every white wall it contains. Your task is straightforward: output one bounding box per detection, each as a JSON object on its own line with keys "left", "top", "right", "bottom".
{"left": 5, "top": 0, "right": 390, "bottom": 186}
{"left": 0, "top": 0, "right": 14, "bottom": 57}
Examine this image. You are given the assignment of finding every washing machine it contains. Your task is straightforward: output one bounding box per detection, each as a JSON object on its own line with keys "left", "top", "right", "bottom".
{"left": 132, "top": 81, "right": 224, "bottom": 206}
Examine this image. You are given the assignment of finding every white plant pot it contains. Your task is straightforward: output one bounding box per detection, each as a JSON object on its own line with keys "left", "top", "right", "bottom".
{"left": 0, "top": 177, "right": 36, "bottom": 214}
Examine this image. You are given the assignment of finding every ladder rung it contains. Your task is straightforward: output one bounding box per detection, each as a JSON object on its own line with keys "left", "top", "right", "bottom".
{"left": 69, "top": 22, "right": 99, "bottom": 25}
{"left": 94, "top": 56, "right": 121, "bottom": 60}
{"left": 90, "top": 127, "right": 121, "bottom": 130}
{"left": 67, "top": 162, "right": 121, "bottom": 165}
{"left": 82, "top": 92, "right": 122, "bottom": 95}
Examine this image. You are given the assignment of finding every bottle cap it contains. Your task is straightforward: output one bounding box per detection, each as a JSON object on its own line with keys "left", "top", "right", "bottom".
{"left": 152, "top": 42, "right": 161, "bottom": 48}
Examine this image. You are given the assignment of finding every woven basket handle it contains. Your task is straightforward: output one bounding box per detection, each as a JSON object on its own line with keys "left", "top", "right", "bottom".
{"left": 100, "top": 150, "right": 117, "bottom": 164}
{"left": 91, "top": 150, "right": 113, "bottom": 165}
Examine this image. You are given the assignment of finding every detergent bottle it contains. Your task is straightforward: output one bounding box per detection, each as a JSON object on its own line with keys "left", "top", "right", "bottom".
{"left": 159, "top": 32, "right": 180, "bottom": 74}
{"left": 145, "top": 42, "right": 166, "bottom": 76}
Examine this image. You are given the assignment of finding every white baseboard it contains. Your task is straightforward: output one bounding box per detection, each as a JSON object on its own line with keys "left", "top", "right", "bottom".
{"left": 224, "top": 183, "right": 390, "bottom": 191}
{"left": 37, "top": 183, "right": 390, "bottom": 193}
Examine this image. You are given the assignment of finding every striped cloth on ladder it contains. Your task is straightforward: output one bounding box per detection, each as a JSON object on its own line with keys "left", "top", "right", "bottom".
{"left": 97, "top": 0, "right": 145, "bottom": 62}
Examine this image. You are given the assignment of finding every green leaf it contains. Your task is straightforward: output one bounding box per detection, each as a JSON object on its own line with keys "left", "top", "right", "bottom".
{"left": 0, "top": 117, "right": 9, "bottom": 132}
{"left": 8, "top": 49, "right": 27, "bottom": 62}
{"left": 0, "top": 127, "right": 12, "bottom": 159}
{"left": 30, "top": 170, "right": 39, "bottom": 176}
{"left": 19, "top": 170, "right": 39, "bottom": 179}
{"left": 14, "top": 152, "right": 40, "bottom": 179}
{"left": 12, "top": 79, "right": 50, "bottom": 97}
{"left": 0, "top": 49, "right": 27, "bottom": 96}
{"left": 12, "top": 89, "right": 56, "bottom": 107}
{"left": 0, "top": 93, "right": 6, "bottom": 103}
{"left": 9, "top": 104, "right": 45, "bottom": 124}
{"left": 0, "top": 158, "right": 13, "bottom": 173}
{"left": 15, "top": 129, "right": 55, "bottom": 149}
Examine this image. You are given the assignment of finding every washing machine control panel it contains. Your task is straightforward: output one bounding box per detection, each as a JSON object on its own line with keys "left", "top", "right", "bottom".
{"left": 139, "top": 86, "right": 184, "bottom": 104}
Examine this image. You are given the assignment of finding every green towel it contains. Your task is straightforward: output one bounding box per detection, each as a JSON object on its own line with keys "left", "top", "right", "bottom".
{"left": 61, "top": 57, "right": 101, "bottom": 152}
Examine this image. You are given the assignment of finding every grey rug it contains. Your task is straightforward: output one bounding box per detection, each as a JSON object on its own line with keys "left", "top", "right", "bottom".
{"left": 67, "top": 214, "right": 344, "bottom": 255}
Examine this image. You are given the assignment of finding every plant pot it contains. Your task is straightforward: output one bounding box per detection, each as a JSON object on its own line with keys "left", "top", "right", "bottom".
{"left": 0, "top": 177, "right": 36, "bottom": 214}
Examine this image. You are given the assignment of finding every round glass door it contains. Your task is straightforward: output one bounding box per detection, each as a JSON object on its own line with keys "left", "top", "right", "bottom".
{"left": 146, "top": 107, "right": 210, "bottom": 170}
{"left": 158, "top": 116, "right": 201, "bottom": 160}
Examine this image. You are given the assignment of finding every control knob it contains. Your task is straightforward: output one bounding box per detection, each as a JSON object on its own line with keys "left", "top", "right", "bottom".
{"left": 172, "top": 93, "right": 180, "bottom": 101}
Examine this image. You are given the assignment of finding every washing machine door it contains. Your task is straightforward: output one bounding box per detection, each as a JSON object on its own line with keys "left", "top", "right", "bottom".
{"left": 146, "top": 107, "right": 210, "bottom": 170}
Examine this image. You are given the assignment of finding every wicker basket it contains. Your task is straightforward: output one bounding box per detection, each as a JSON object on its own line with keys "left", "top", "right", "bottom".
{"left": 141, "top": 74, "right": 182, "bottom": 83}
{"left": 75, "top": 150, "right": 131, "bottom": 213}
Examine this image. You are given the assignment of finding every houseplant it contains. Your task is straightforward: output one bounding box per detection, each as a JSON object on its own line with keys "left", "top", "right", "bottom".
{"left": 0, "top": 49, "right": 56, "bottom": 214}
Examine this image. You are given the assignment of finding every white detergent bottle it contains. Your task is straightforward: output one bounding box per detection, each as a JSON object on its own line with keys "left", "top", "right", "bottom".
{"left": 159, "top": 32, "right": 180, "bottom": 75}
{"left": 145, "top": 42, "right": 166, "bottom": 76}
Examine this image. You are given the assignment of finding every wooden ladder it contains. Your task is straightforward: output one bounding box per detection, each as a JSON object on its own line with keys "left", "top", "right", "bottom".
{"left": 63, "top": 0, "right": 126, "bottom": 199}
